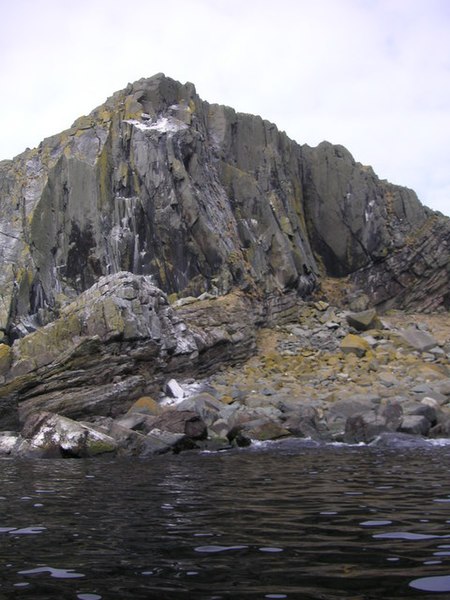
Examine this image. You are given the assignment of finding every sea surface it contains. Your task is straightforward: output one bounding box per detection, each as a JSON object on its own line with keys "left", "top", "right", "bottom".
{"left": 2, "top": 437, "right": 450, "bottom": 599}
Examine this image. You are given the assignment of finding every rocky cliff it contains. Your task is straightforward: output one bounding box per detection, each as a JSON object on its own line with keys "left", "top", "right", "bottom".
{"left": 0, "top": 73, "right": 449, "bottom": 435}
{"left": 1, "top": 73, "right": 448, "bottom": 345}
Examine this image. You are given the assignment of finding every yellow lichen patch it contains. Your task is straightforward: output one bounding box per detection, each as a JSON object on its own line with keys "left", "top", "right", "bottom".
{"left": 72, "top": 115, "right": 94, "bottom": 130}
{"left": 124, "top": 96, "right": 143, "bottom": 120}
{"left": 414, "top": 363, "right": 449, "bottom": 380}
{"left": 128, "top": 396, "right": 161, "bottom": 415}
{"left": 97, "top": 108, "right": 112, "bottom": 124}
{"left": 0, "top": 344, "right": 12, "bottom": 374}
{"left": 219, "top": 394, "right": 235, "bottom": 405}
{"left": 340, "top": 333, "right": 371, "bottom": 357}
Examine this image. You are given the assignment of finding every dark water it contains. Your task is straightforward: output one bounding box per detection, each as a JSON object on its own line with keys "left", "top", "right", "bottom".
{"left": 2, "top": 439, "right": 450, "bottom": 599}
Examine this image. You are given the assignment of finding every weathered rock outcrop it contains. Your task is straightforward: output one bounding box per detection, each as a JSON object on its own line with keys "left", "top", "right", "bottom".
{"left": 0, "top": 271, "right": 262, "bottom": 429}
{"left": 1, "top": 73, "right": 449, "bottom": 346}
{"left": 0, "top": 73, "right": 449, "bottom": 443}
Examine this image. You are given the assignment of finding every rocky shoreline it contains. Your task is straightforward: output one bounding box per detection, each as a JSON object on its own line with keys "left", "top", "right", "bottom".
{"left": 0, "top": 73, "right": 449, "bottom": 459}
{"left": 1, "top": 289, "right": 449, "bottom": 458}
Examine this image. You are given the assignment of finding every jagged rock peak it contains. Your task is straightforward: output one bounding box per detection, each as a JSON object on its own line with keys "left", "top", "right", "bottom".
{"left": 0, "top": 73, "right": 449, "bottom": 344}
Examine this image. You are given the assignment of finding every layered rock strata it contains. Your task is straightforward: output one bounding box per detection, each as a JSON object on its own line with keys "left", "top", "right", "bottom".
{"left": 1, "top": 301, "right": 449, "bottom": 458}
{"left": 0, "top": 272, "right": 262, "bottom": 429}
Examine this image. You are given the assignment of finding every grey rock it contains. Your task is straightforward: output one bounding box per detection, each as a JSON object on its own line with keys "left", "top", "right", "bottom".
{"left": 435, "top": 379, "right": 450, "bottom": 396}
{"left": 430, "top": 416, "right": 450, "bottom": 438}
{"left": 0, "top": 431, "right": 24, "bottom": 456}
{"left": 381, "top": 401, "right": 403, "bottom": 430}
{"left": 175, "top": 392, "right": 224, "bottom": 426}
{"left": 86, "top": 418, "right": 162, "bottom": 456}
{"left": 283, "top": 406, "right": 330, "bottom": 440}
{"left": 418, "top": 391, "right": 448, "bottom": 406}
{"left": 407, "top": 403, "right": 438, "bottom": 427}
{"left": 399, "top": 415, "right": 431, "bottom": 436}
{"left": 149, "top": 409, "right": 207, "bottom": 440}
{"left": 397, "top": 327, "right": 439, "bottom": 352}
{"left": 346, "top": 309, "right": 380, "bottom": 331}
{"left": 0, "top": 72, "right": 449, "bottom": 436}
{"left": 114, "top": 412, "right": 159, "bottom": 432}
{"left": 145, "top": 429, "right": 198, "bottom": 454}
{"left": 327, "top": 397, "right": 379, "bottom": 424}
{"left": 165, "top": 379, "right": 185, "bottom": 399}
{"left": 227, "top": 418, "right": 291, "bottom": 443}
{"left": 21, "top": 412, "right": 118, "bottom": 458}
{"left": 0, "top": 273, "right": 261, "bottom": 428}
{"left": 344, "top": 412, "right": 389, "bottom": 444}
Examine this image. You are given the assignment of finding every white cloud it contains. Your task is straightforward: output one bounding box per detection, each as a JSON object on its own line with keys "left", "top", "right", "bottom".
{"left": 0, "top": 0, "right": 449, "bottom": 215}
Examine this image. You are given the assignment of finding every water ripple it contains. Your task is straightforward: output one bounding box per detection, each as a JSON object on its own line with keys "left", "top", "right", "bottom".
{"left": 409, "top": 575, "right": 450, "bottom": 592}
{"left": 18, "top": 566, "right": 85, "bottom": 578}
{"left": 1, "top": 445, "right": 450, "bottom": 597}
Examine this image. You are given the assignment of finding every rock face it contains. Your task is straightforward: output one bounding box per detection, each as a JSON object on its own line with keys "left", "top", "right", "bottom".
{"left": 0, "top": 271, "right": 260, "bottom": 428}
{"left": 0, "top": 73, "right": 449, "bottom": 345}
{"left": 0, "top": 73, "right": 449, "bottom": 446}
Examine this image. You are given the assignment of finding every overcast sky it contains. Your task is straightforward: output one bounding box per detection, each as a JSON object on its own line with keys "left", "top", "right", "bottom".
{"left": 1, "top": 0, "right": 449, "bottom": 216}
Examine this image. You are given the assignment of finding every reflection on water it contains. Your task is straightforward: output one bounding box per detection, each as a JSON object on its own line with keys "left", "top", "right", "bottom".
{"left": 1, "top": 441, "right": 450, "bottom": 598}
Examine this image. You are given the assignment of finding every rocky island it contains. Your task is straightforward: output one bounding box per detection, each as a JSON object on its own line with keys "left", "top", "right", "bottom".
{"left": 0, "top": 73, "right": 449, "bottom": 457}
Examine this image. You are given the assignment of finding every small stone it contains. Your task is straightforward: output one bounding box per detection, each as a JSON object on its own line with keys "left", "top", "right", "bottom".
{"left": 346, "top": 309, "right": 381, "bottom": 332}
{"left": 314, "top": 301, "right": 329, "bottom": 311}
{"left": 127, "top": 396, "right": 161, "bottom": 415}
{"left": 165, "top": 379, "right": 185, "bottom": 399}
{"left": 341, "top": 334, "right": 371, "bottom": 357}
{"left": 421, "top": 394, "right": 447, "bottom": 407}
{"left": 398, "top": 327, "right": 439, "bottom": 352}
{"left": 399, "top": 415, "right": 431, "bottom": 436}
{"left": 435, "top": 379, "right": 450, "bottom": 396}
{"left": 220, "top": 394, "right": 235, "bottom": 405}
{"left": 378, "top": 372, "right": 399, "bottom": 388}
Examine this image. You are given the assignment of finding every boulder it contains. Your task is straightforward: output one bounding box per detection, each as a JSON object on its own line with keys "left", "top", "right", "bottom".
{"left": 397, "top": 327, "right": 439, "bottom": 353}
{"left": 0, "top": 432, "right": 25, "bottom": 456}
{"left": 340, "top": 334, "right": 371, "bottom": 357}
{"left": 408, "top": 403, "right": 438, "bottom": 427}
{"left": 21, "top": 412, "right": 118, "bottom": 458}
{"left": 113, "top": 412, "right": 159, "bottom": 433}
{"left": 148, "top": 410, "right": 207, "bottom": 440}
{"left": 146, "top": 429, "right": 198, "bottom": 454}
{"left": 127, "top": 396, "right": 162, "bottom": 415}
{"left": 430, "top": 416, "right": 450, "bottom": 438}
{"left": 435, "top": 379, "right": 450, "bottom": 397}
{"left": 227, "top": 418, "right": 291, "bottom": 443}
{"left": 344, "top": 412, "right": 389, "bottom": 444}
{"left": 282, "top": 406, "right": 329, "bottom": 440}
{"left": 346, "top": 309, "right": 381, "bottom": 331}
{"left": 381, "top": 401, "right": 403, "bottom": 430}
{"left": 175, "top": 392, "right": 224, "bottom": 426}
{"left": 398, "top": 415, "right": 431, "bottom": 436}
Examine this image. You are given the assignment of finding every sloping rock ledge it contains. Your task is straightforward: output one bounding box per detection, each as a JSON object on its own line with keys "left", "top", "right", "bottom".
{"left": 0, "top": 272, "right": 271, "bottom": 429}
